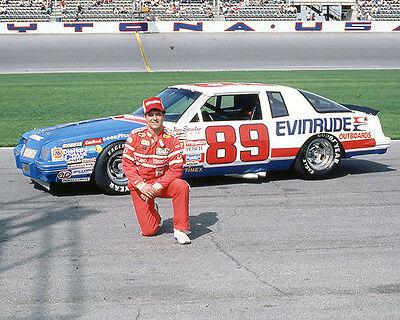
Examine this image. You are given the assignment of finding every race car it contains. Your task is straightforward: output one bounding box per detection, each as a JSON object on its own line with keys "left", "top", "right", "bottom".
{"left": 14, "top": 83, "right": 391, "bottom": 194}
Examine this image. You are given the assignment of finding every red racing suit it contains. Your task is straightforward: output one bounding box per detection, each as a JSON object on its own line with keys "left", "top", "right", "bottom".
{"left": 122, "top": 126, "right": 189, "bottom": 236}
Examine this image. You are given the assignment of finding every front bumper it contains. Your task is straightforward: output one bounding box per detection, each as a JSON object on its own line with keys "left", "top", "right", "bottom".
{"left": 14, "top": 145, "right": 66, "bottom": 184}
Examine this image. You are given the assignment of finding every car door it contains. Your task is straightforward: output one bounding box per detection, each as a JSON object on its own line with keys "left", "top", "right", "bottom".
{"left": 175, "top": 92, "right": 272, "bottom": 177}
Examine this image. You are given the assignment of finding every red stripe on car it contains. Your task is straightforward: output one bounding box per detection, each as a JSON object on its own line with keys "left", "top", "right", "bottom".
{"left": 342, "top": 139, "right": 376, "bottom": 150}
{"left": 271, "top": 148, "right": 299, "bottom": 158}
{"left": 113, "top": 115, "right": 147, "bottom": 124}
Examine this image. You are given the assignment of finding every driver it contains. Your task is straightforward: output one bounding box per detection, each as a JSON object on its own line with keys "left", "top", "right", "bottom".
{"left": 122, "top": 96, "right": 191, "bottom": 244}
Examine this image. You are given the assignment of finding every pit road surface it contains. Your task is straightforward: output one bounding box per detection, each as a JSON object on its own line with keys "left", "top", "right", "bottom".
{"left": 0, "top": 33, "right": 400, "bottom": 73}
{"left": 1, "top": 142, "right": 399, "bottom": 319}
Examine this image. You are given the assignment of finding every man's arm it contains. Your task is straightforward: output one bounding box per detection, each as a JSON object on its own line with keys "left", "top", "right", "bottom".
{"left": 122, "top": 132, "right": 158, "bottom": 199}
{"left": 122, "top": 133, "right": 145, "bottom": 189}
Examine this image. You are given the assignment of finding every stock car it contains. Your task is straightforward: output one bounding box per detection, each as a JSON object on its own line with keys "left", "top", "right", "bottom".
{"left": 14, "top": 83, "right": 391, "bottom": 194}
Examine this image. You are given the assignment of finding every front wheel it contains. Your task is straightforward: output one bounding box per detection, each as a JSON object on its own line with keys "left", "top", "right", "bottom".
{"left": 94, "top": 141, "right": 129, "bottom": 194}
{"left": 294, "top": 133, "right": 341, "bottom": 179}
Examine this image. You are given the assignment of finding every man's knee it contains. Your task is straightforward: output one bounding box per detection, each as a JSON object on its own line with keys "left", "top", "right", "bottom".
{"left": 171, "top": 179, "right": 190, "bottom": 192}
{"left": 141, "top": 225, "right": 159, "bottom": 236}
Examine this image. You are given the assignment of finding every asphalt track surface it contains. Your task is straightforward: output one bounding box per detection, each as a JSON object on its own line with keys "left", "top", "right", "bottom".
{"left": 0, "top": 33, "right": 400, "bottom": 73}
{"left": 1, "top": 142, "right": 400, "bottom": 319}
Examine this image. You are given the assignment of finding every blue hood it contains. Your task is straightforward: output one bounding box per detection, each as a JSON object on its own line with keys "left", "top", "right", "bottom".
{"left": 22, "top": 115, "right": 146, "bottom": 146}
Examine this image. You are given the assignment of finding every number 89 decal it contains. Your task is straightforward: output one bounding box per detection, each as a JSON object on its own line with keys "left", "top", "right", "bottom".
{"left": 205, "top": 124, "right": 270, "bottom": 165}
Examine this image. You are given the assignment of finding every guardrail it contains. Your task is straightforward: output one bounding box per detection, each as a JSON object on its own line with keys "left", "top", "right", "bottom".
{"left": 1, "top": 21, "right": 400, "bottom": 33}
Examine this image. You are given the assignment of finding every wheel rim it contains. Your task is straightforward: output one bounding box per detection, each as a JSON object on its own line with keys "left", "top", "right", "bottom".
{"left": 106, "top": 151, "right": 127, "bottom": 185}
{"left": 305, "top": 138, "right": 335, "bottom": 171}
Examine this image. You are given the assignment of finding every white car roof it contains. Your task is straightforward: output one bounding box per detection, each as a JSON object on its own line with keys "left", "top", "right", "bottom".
{"left": 171, "top": 82, "right": 294, "bottom": 95}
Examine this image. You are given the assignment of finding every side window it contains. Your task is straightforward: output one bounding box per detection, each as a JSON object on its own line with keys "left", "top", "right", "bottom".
{"left": 267, "top": 92, "right": 289, "bottom": 118}
{"left": 200, "top": 96, "right": 217, "bottom": 122}
{"left": 220, "top": 96, "right": 234, "bottom": 111}
{"left": 190, "top": 113, "right": 199, "bottom": 122}
{"left": 200, "top": 94, "right": 262, "bottom": 122}
{"left": 299, "top": 90, "right": 351, "bottom": 113}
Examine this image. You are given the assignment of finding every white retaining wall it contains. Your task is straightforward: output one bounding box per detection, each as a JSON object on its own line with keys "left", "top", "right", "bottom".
{"left": 1, "top": 20, "right": 400, "bottom": 33}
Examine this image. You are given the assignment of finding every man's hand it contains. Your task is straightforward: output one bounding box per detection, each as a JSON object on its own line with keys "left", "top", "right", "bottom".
{"left": 137, "top": 182, "right": 158, "bottom": 199}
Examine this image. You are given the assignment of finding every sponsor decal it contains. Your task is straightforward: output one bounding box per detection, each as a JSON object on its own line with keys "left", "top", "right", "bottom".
{"left": 138, "top": 132, "right": 146, "bottom": 138}
{"left": 57, "top": 170, "right": 72, "bottom": 180}
{"left": 186, "top": 139, "right": 207, "bottom": 146}
{"left": 51, "top": 148, "right": 64, "bottom": 162}
{"left": 184, "top": 167, "right": 203, "bottom": 173}
{"left": 64, "top": 147, "right": 88, "bottom": 163}
{"left": 163, "top": 133, "right": 172, "bottom": 139}
{"left": 172, "top": 126, "right": 204, "bottom": 141}
{"left": 275, "top": 117, "right": 366, "bottom": 136}
{"left": 185, "top": 153, "right": 203, "bottom": 165}
{"left": 141, "top": 139, "right": 150, "bottom": 146}
{"left": 186, "top": 145, "right": 205, "bottom": 153}
{"left": 144, "top": 99, "right": 160, "bottom": 107}
{"left": 155, "top": 168, "right": 164, "bottom": 177}
{"left": 353, "top": 116, "right": 368, "bottom": 131}
{"left": 87, "top": 145, "right": 103, "bottom": 154}
{"left": 71, "top": 168, "right": 94, "bottom": 176}
{"left": 29, "top": 134, "right": 44, "bottom": 142}
{"left": 153, "top": 158, "right": 167, "bottom": 165}
{"left": 172, "top": 126, "right": 202, "bottom": 134}
{"left": 339, "top": 132, "right": 372, "bottom": 140}
{"left": 84, "top": 138, "right": 103, "bottom": 146}
{"left": 67, "top": 157, "right": 97, "bottom": 169}
{"left": 62, "top": 141, "right": 83, "bottom": 148}
{"left": 103, "top": 133, "right": 129, "bottom": 141}
{"left": 61, "top": 177, "right": 91, "bottom": 183}
{"left": 156, "top": 147, "right": 168, "bottom": 156}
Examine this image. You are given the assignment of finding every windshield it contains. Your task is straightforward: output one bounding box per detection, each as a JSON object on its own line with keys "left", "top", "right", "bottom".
{"left": 133, "top": 88, "right": 201, "bottom": 122}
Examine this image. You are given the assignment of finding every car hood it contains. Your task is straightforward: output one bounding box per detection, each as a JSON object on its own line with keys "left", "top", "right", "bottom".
{"left": 22, "top": 115, "right": 147, "bottom": 146}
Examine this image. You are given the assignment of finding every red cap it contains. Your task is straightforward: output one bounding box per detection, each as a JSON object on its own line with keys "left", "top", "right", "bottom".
{"left": 143, "top": 96, "right": 165, "bottom": 114}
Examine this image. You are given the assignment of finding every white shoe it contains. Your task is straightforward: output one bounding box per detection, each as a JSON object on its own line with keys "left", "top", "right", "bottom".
{"left": 173, "top": 228, "right": 191, "bottom": 245}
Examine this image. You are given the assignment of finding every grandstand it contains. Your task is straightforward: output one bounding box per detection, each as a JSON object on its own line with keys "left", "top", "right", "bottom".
{"left": 0, "top": 0, "right": 298, "bottom": 21}
{"left": 61, "top": 0, "right": 214, "bottom": 21}
{"left": 0, "top": 0, "right": 399, "bottom": 22}
{"left": 0, "top": 0, "right": 52, "bottom": 21}
{"left": 357, "top": 0, "right": 400, "bottom": 20}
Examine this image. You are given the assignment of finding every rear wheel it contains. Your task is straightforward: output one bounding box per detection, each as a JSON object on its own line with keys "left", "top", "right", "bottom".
{"left": 94, "top": 141, "right": 129, "bottom": 194}
{"left": 294, "top": 133, "right": 341, "bottom": 179}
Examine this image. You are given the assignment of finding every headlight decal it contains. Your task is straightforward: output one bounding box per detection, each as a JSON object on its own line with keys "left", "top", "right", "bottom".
{"left": 22, "top": 147, "right": 37, "bottom": 159}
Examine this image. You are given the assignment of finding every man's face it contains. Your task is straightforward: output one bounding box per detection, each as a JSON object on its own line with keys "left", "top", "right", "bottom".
{"left": 145, "top": 109, "right": 164, "bottom": 132}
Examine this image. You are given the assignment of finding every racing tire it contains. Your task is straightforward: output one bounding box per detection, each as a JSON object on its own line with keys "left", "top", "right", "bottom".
{"left": 294, "top": 133, "right": 341, "bottom": 180}
{"left": 94, "top": 141, "right": 129, "bottom": 194}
